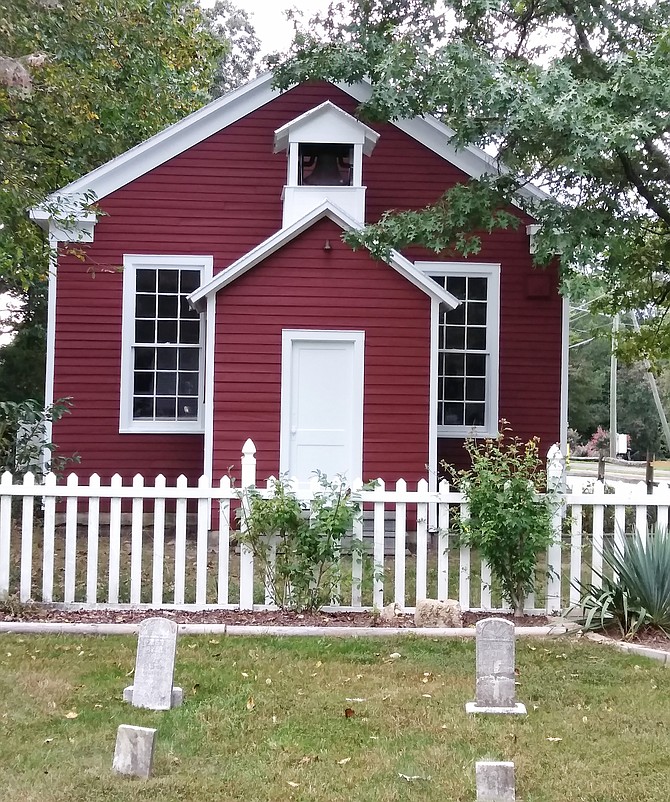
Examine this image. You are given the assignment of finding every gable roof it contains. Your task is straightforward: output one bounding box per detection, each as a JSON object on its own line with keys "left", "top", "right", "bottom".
{"left": 32, "top": 72, "right": 549, "bottom": 218}
{"left": 273, "top": 100, "right": 380, "bottom": 155}
{"left": 188, "top": 200, "right": 460, "bottom": 312}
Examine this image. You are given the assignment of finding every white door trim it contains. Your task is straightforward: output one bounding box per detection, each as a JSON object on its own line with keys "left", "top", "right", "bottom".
{"left": 280, "top": 329, "right": 365, "bottom": 481}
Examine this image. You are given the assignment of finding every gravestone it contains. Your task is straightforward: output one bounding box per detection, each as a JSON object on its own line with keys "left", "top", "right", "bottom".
{"left": 475, "top": 761, "right": 515, "bottom": 801}
{"left": 123, "top": 617, "right": 183, "bottom": 710}
{"left": 112, "top": 725, "right": 157, "bottom": 779}
{"left": 465, "top": 618, "right": 526, "bottom": 715}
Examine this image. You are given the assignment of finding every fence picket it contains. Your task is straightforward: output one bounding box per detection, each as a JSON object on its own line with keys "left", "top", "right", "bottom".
{"left": 394, "top": 479, "right": 406, "bottom": 608}
{"left": 437, "top": 480, "right": 449, "bottom": 602}
{"left": 152, "top": 475, "right": 166, "bottom": 607}
{"left": 174, "top": 475, "right": 188, "bottom": 605}
{"left": 108, "top": 474, "right": 122, "bottom": 604}
{"left": 351, "top": 481, "right": 363, "bottom": 607}
{"left": 591, "top": 481, "right": 605, "bottom": 587}
{"left": 20, "top": 472, "right": 35, "bottom": 602}
{"left": 0, "top": 472, "right": 11, "bottom": 600}
{"left": 480, "top": 560, "right": 492, "bottom": 609}
{"left": 63, "top": 473, "right": 78, "bottom": 603}
{"left": 41, "top": 473, "right": 57, "bottom": 603}
{"left": 569, "top": 503, "right": 583, "bottom": 607}
{"left": 415, "top": 479, "right": 428, "bottom": 604}
{"left": 196, "top": 475, "right": 210, "bottom": 605}
{"left": 372, "top": 479, "right": 385, "bottom": 610}
{"left": 459, "top": 500, "right": 470, "bottom": 610}
{"left": 239, "top": 439, "right": 256, "bottom": 611}
{"left": 130, "top": 474, "right": 144, "bottom": 604}
{"left": 85, "top": 474, "right": 100, "bottom": 604}
{"left": 217, "top": 476, "right": 231, "bottom": 606}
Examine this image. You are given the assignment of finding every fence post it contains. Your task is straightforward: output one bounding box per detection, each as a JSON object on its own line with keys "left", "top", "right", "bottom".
{"left": 546, "top": 444, "right": 565, "bottom": 613}
{"left": 239, "top": 439, "right": 256, "bottom": 610}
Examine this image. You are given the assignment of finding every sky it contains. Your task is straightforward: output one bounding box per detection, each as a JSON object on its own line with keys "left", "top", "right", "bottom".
{"left": 228, "top": 0, "right": 332, "bottom": 55}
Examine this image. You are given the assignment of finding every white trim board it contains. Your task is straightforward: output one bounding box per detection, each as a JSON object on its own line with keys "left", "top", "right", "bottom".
{"left": 189, "top": 200, "right": 460, "bottom": 311}
{"left": 31, "top": 72, "right": 548, "bottom": 221}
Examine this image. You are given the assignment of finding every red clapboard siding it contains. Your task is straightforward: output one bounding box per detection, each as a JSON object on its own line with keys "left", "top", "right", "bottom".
{"left": 52, "top": 80, "right": 561, "bottom": 482}
{"left": 212, "top": 217, "right": 431, "bottom": 484}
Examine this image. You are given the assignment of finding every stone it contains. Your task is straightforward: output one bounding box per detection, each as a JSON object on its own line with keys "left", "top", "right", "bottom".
{"left": 414, "top": 598, "right": 463, "bottom": 628}
{"left": 123, "top": 617, "right": 183, "bottom": 710}
{"left": 112, "top": 725, "right": 156, "bottom": 779}
{"left": 476, "top": 761, "right": 515, "bottom": 801}
{"left": 380, "top": 602, "right": 402, "bottom": 621}
{"left": 466, "top": 618, "right": 526, "bottom": 715}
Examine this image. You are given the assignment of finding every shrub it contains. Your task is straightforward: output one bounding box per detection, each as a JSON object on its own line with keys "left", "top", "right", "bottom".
{"left": 446, "top": 423, "right": 557, "bottom": 617}
{"left": 237, "top": 474, "right": 360, "bottom": 612}
{"left": 572, "top": 528, "right": 670, "bottom": 638}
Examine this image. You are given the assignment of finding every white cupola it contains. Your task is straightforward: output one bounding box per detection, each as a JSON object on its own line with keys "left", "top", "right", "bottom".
{"left": 273, "top": 101, "right": 379, "bottom": 228}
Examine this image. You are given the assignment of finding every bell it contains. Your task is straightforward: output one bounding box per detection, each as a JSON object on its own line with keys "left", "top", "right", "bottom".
{"left": 303, "top": 151, "right": 346, "bottom": 186}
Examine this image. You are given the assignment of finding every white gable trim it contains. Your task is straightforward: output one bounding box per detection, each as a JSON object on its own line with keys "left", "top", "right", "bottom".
{"left": 274, "top": 100, "right": 379, "bottom": 155}
{"left": 32, "top": 72, "right": 548, "bottom": 216}
{"left": 188, "top": 200, "right": 460, "bottom": 311}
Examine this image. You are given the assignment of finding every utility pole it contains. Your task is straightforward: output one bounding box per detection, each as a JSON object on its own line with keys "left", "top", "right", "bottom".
{"left": 630, "top": 311, "right": 670, "bottom": 454}
{"left": 609, "top": 314, "right": 619, "bottom": 458}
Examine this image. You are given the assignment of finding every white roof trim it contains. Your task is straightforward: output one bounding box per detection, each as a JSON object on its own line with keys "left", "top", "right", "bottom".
{"left": 32, "top": 71, "right": 549, "bottom": 213}
{"left": 188, "top": 200, "right": 460, "bottom": 312}
{"left": 273, "top": 100, "right": 379, "bottom": 155}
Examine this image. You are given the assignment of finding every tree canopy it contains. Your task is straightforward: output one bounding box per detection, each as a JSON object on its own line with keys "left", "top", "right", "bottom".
{"left": 0, "top": 0, "right": 259, "bottom": 293}
{"left": 273, "top": 0, "right": 670, "bottom": 361}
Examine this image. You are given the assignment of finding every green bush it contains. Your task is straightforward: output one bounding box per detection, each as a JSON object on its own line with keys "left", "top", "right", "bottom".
{"left": 237, "top": 474, "right": 360, "bottom": 612}
{"left": 573, "top": 528, "right": 670, "bottom": 638}
{"left": 446, "top": 423, "right": 557, "bottom": 617}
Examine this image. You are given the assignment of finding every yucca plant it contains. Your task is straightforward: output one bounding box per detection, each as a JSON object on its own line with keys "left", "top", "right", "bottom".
{"left": 573, "top": 528, "right": 670, "bottom": 638}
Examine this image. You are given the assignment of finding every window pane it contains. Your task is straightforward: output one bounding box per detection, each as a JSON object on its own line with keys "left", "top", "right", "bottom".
{"left": 155, "top": 397, "right": 176, "bottom": 418}
{"left": 157, "top": 270, "right": 179, "bottom": 293}
{"left": 180, "top": 271, "right": 200, "bottom": 293}
{"left": 465, "top": 403, "right": 485, "bottom": 426}
{"left": 445, "top": 353, "right": 465, "bottom": 375}
{"left": 179, "top": 297, "right": 194, "bottom": 319}
{"left": 468, "top": 302, "right": 487, "bottom": 326}
{"left": 466, "top": 328, "right": 487, "bottom": 350}
{"left": 179, "top": 348, "right": 199, "bottom": 370}
{"left": 136, "top": 269, "right": 156, "bottom": 293}
{"left": 444, "top": 303, "right": 465, "bottom": 325}
{"left": 133, "top": 397, "right": 154, "bottom": 418}
{"left": 156, "top": 348, "right": 177, "bottom": 370}
{"left": 446, "top": 276, "right": 466, "bottom": 299}
{"left": 466, "top": 378, "right": 486, "bottom": 401}
{"left": 468, "top": 277, "right": 487, "bottom": 300}
{"left": 135, "top": 320, "right": 155, "bottom": 343}
{"left": 157, "top": 320, "right": 178, "bottom": 343}
{"left": 444, "top": 377, "right": 464, "bottom": 401}
{"left": 431, "top": 275, "right": 446, "bottom": 289}
{"left": 134, "top": 372, "right": 154, "bottom": 395}
{"left": 442, "top": 402, "right": 463, "bottom": 426}
{"left": 135, "top": 295, "right": 156, "bottom": 318}
{"left": 179, "top": 320, "right": 200, "bottom": 344}
{"left": 158, "top": 295, "right": 178, "bottom": 319}
{"left": 466, "top": 353, "right": 486, "bottom": 376}
{"left": 177, "top": 398, "right": 198, "bottom": 419}
{"left": 134, "top": 347, "right": 155, "bottom": 370}
{"left": 156, "top": 372, "right": 177, "bottom": 394}
{"left": 178, "top": 372, "right": 199, "bottom": 395}
{"left": 445, "top": 326, "right": 465, "bottom": 349}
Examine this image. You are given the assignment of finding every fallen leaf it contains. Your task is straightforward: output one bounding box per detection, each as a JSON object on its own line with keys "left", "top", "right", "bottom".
{"left": 315, "top": 661, "right": 322, "bottom": 668}
{"left": 265, "top": 678, "right": 272, "bottom": 685}
{"left": 241, "top": 672, "right": 249, "bottom": 678}
{"left": 187, "top": 643, "right": 196, "bottom": 650}
{"left": 94, "top": 704, "right": 102, "bottom": 709}
{"left": 389, "top": 652, "right": 401, "bottom": 659}
{"left": 345, "top": 698, "right": 366, "bottom": 702}
{"left": 43, "top": 738, "right": 53, "bottom": 744}
{"left": 398, "top": 774, "right": 431, "bottom": 782}
{"left": 64, "top": 711, "right": 78, "bottom": 719}
{"left": 298, "top": 755, "right": 318, "bottom": 765}
{"left": 422, "top": 694, "right": 432, "bottom": 698}
{"left": 192, "top": 683, "right": 200, "bottom": 694}
{"left": 338, "top": 757, "right": 351, "bottom": 765}
{"left": 246, "top": 696, "right": 255, "bottom": 711}
{"left": 209, "top": 639, "right": 220, "bottom": 644}
{"left": 344, "top": 707, "right": 355, "bottom": 718}
{"left": 546, "top": 737, "right": 563, "bottom": 742}
{"left": 287, "top": 781, "right": 299, "bottom": 788}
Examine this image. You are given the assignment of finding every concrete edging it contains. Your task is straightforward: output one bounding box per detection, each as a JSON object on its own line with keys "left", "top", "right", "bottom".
{"left": 0, "top": 621, "right": 573, "bottom": 638}
{"left": 583, "top": 631, "right": 670, "bottom": 666}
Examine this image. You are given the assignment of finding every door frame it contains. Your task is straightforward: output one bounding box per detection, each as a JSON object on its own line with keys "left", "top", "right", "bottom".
{"left": 279, "top": 329, "right": 365, "bottom": 481}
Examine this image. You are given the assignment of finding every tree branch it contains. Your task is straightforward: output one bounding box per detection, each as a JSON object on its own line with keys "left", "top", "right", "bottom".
{"left": 615, "top": 147, "right": 670, "bottom": 225}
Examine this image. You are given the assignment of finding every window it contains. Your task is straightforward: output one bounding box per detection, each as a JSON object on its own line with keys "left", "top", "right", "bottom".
{"left": 418, "top": 262, "right": 500, "bottom": 437}
{"left": 120, "top": 255, "right": 212, "bottom": 433}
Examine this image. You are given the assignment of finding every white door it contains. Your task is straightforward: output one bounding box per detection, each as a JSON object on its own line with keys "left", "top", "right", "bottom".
{"left": 280, "top": 330, "right": 364, "bottom": 482}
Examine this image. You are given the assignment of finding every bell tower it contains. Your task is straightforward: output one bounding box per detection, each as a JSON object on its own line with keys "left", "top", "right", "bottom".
{"left": 274, "top": 101, "right": 379, "bottom": 227}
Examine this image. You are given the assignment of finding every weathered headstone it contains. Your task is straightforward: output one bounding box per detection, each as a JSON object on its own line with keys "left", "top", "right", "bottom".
{"left": 476, "top": 761, "right": 515, "bottom": 801}
{"left": 112, "top": 725, "right": 157, "bottom": 779}
{"left": 123, "top": 617, "right": 183, "bottom": 710}
{"left": 465, "top": 618, "right": 526, "bottom": 715}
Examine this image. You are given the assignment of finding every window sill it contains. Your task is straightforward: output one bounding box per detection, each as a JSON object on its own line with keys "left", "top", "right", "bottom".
{"left": 437, "top": 426, "right": 498, "bottom": 439}
{"left": 119, "top": 424, "right": 205, "bottom": 435}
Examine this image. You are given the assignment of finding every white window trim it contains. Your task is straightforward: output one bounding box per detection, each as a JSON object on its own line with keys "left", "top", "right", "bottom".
{"left": 417, "top": 261, "right": 501, "bottom": 439}
{"left": 120, "top": 254, "right": 213, "bottom": 435}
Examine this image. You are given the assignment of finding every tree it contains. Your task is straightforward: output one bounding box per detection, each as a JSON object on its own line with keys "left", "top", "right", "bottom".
{"left": 203, "top": 0, "right": 261, "bottom": 98}
{"left": 0, "top": 0, "right": 226, "bottom": 293}
{"left": 273, "top": 0, "right": 670, "bottom": 361}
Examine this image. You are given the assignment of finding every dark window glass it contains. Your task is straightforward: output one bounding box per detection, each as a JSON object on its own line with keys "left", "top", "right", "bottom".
{"left": 178, "top": 372, "right": 199, "bottom": 395}
{"left": 158, "top": 295, "right": 178, "bottom": 319}
{"left": 178, "top": 398, "right": 198, "bottom": 419}
{"left": 180, "top": 270, "right": 200, "bottom": 293}
{"left": 445, "top": 353, "right": 465, "bottom": 375}
{"left": 155, "top": 397, "right": 176, "bottom": 418}
{"left": 466, "top": 353, "right": 486, "bottom": 376}
{"left": 442, "top": 402, "right": 464, "bottom": 426}
{"left": 156, "top": 372, "right": 177, "bottom": 395}
{"left": 444, "top": 377, "right": 464, "bottom": 401}
{"left": 468, "top": 277, "right": 487, "bottom": 300}
{"left": 468, "top": 302, "right": 487, "bottom": 326}
{"left": 466, "top": 328, "right": 487, "bottom": 350}
{"left": 157, "top": 320, "right": 178, "bottom": 343}
{"left": 135, "top": 320, "right": 155, "bottom": 343}
{"left": 134, "top": 348, "right": 155, "bottom": 370}
{"left": 180, "top": 320, "right": 200, "bottom": 344}
{"left": 157, "top": 270, "right": 179, "bottom": 293}
{"left": 136, "top": 269, "right": 156, "bottom": 293}
{"left": 445, "top": 303, "right": 465, "bottom": 325}
{"left": 156, "top": 348, "right": 177, "bottom": 370}
{"left": 179, "top": 348, "right": 199, "bottom": 370}
{"left": 133, "top": 397, "right": 154, "bottom": 418}
{"left": 135, "top": 295, "right": 156, "bottom": 318}
{"left": 134, "top": 372, "right": 154, "bottom": 395}
{"left": 466, "top": 378, "right": 486, "bottom": 401}
{"left": 446, "top": 276, "right": 466, "bottom": 299}
{"left": 445, "top": 326, "right": 465, "bottom": 350}
{"left": 465, "top": 403, "right": 486, "bottom": 426}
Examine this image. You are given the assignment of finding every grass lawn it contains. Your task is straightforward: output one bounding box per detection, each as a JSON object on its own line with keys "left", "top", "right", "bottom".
{"left": 0, "top": 634, "right": 668, "bottom": 801}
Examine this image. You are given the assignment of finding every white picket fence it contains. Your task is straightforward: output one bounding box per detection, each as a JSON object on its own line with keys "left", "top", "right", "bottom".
{"left": 1, "top": 439, "right": 669, "bottom": 613}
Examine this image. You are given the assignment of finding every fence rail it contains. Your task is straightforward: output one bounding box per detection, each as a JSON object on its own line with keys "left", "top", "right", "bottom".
{"left": 1, "top": 440, "right": 669, "bottom": 614}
